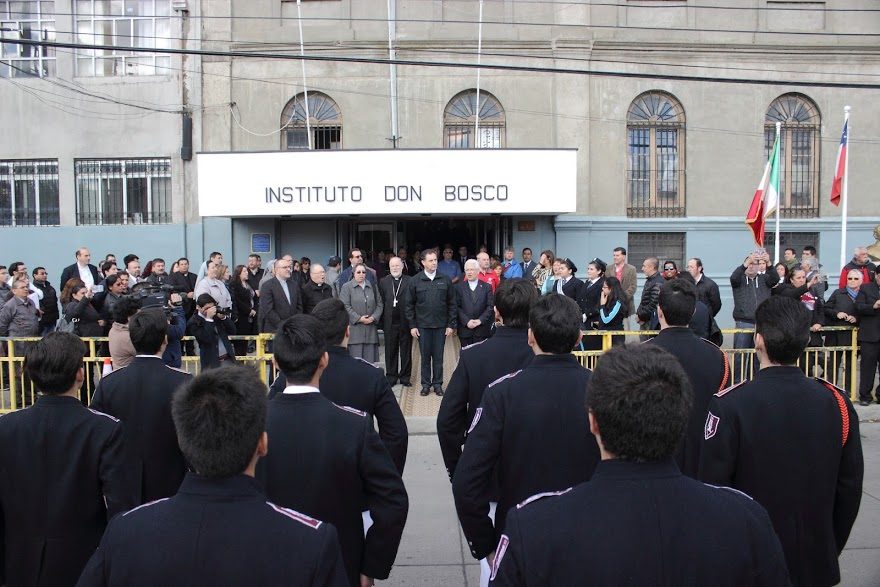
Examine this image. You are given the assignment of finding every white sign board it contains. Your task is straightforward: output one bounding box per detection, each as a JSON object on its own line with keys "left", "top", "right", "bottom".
{"left": 197, "top": 149, "right": 576, "bottom": 217}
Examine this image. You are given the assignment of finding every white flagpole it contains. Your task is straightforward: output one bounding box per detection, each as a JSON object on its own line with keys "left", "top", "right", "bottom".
{"left": 474, "top": 0, "right": 484, "bottom": 148}
{"left": 839, "top": 106, "right": 851, "bottom": 270}
{"left": 387, "top": 0, "right": 399, "bottom": 148}
{"left": 774, "top": 122, "right": 781, "bottom": 265}
{"left": 296, "top": 0, "right": 312, "bottom": 150}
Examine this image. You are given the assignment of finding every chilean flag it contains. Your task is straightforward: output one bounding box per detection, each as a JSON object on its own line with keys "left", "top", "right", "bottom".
{"left": 830, "top": 120, "right": 848, "bottom": 206}
{"left": 745, "top": 135, "right": 780, "bottom": 247}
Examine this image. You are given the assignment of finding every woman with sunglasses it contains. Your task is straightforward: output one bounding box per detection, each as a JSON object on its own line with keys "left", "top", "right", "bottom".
{"left": 662, "top": 261, "right": 679, "bottom": 281}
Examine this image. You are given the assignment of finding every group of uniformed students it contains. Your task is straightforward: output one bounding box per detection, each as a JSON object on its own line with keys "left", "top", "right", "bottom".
{"left": 0, "top": 277, "right": 866, "bottom": 586}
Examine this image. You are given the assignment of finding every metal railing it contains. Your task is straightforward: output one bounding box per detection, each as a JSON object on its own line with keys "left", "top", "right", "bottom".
{"left": 0, "top": 327, "right": 862, "bottom": 413}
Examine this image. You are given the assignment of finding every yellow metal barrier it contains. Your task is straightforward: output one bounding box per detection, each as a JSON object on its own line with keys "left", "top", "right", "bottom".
{"left": 0, "top": 327, "right": 862, "bottom": 413}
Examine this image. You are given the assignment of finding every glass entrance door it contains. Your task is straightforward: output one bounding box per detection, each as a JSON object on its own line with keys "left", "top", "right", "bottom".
{"left": 353, "top": 222, "right": 395, "bottom": 262}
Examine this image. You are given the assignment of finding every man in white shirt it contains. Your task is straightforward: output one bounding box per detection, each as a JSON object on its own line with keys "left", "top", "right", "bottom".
{"left": 59, "top": 248, "right": 101, "bottom": 292}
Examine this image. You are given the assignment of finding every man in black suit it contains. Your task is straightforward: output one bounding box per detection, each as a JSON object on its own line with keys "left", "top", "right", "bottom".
{"left": 438, "top": 278, "right": 537, "bottom": 481}
{"left": 78, "top": 365, "right": 348, "bottom": 587}
{"left": 458, "top": 245, "right": 473, "bottom": 272}
{"left": 268, "top": 298, "right": 408, "bottom": 474}
{"left": 855, "top": 270, "right": 880, "bottom": 404}
{"left": 456, "top": 259, "right": 495, "bottom": 346}
{"left": 520, "top": 247, "right": 537, "bottom": 280}
{"left": 0, "top": 333, "right": 134, "bottom": 587}
{"left": 245, "top": 253, "right": 264, "bottom": 292}
{"left": 90, "top": 307, "right": 192, "bottom": 504}
{"left": 166, "top": 257, "right": 198, "bottom": 355}
{"left": 378, "top": 256, "right": 412, "bottom": 386}
{"left": 646, "top": 278, "right": 728, "bottom": 478}
{"left": 258, "top": 257, "right": 302, "bottom": 334}
{"left": 258, "top": 315, "right": 408, "bottom": 587}
{"left": 489, "top": 344, "right": 789, "bottom": 586}
{"left": 59, "top": 246, "right": 101, "bottom": 290}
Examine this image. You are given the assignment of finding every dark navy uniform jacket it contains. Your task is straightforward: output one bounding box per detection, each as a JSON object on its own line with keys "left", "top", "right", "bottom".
{"left": 489, "top": 459, "right": 791, "bottom": 586}
{"left": 268, "top": 345, "right": 408, "bottom": 474}
{"left": 699, "top": 367, "right": 864, "bottom": 587}
{"left": 0, "top": 395, "right": 134, "bottom": 587}
{"left": 647, "top": 326, "right": 729, "bottom": 477}
{"left": 452, "top": 354, "right": 600, "bottom": 560}
{"left": 76, "top": 473, "right": 347, "bottom": 587}
{"left": 90, "top": 355, "right": 192, "bottom": 504}
{"left": 257, "top": 392, "right": 408, "bottom": 586}
{"left": 437, "top": 326, "right": 533, "bottom": 480}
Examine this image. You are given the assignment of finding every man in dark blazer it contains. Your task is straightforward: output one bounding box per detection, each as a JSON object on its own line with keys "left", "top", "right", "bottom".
{"left": 301, "top": 263, "right": 334, "bottom": 315}
{"left": 166, "top": 257, "right": 198, "bottom": 319}
{"left": 456, "top": 259, "right": 495, "bottom": 346}
{"left": 378, "top": 257, "right": 412, "bottom": 386}
{"left": 78, "top": 365, "right": 348, "bottom": 587}
{"left": 90, "top": 307, "right": 192, "bottom": 504}
{"left": 520, "top": 247, "right": 537, "bottom": 280}
{"left": 490, "top": 345, "right": 789, "bottom": 586}
{"left": 269, "top": 298, "right": 408, "bottom": 474}
{"left": 187, "top": 293, "right": 236, "bottom": 370}
{"left": 855, "top": 270, "right": 880, "bottom": 404}
{"left": 258, "top": 257, "right": 302, "bottom": 333}
{"left": 0, "top": 333, "right": 134, "bottom": 587}
{"left": 59, "top": 246, "right": 101, "bottom": 289}
{"left": 646, "top": 279, "right": 728, "bottom": 478}
{"left": 258, "top": 315, "right": 408, "bottom": 587}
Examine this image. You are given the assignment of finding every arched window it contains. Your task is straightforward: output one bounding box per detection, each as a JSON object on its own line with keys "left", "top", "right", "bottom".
{"left": 626, "top": 91, "right": 686, "bottom": 217}
{"left": 764, "top": 94, "right": 820, "bottom": 217}
{"left": 444, "top": 90, "right": 505, "bottom": 149}
{"left": 280, "top": 92, "right": 342, "bottom": 150}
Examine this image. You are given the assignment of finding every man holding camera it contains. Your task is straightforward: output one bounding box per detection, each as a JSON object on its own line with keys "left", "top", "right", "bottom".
{"left": 188, "top": 293, "right": 236, "bottom": 370}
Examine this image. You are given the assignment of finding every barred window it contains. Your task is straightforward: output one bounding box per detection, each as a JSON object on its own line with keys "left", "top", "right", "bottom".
{"left": 75, "top": 158, "right": 172, "bottom": 225}
{"left": 627, "top": 232, "right": 686, "bottom": 273}
{"left": 281, "top": 91, "right": 342, "bottom": 150}
{"left": 765, "top": 94, "right": 820, "bottom": 218}
{"left": 0, "top": 0, "right": 55, "bottom": 78}
{"left": 75, "top": 0, "right": 171, "bottom": 76}
{"left": 0, "top": 159, "right": 59, "bottom": 226}
{"left": 627, "top": 91, "right": 686, "bottom": 218}
{"left": 444, "top": 89, "right": 505, "bottom": 149}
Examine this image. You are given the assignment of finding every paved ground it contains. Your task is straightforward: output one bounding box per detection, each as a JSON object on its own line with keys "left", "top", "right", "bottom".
{"left": 378, "top": 407, "right": 880, "bottom": 586}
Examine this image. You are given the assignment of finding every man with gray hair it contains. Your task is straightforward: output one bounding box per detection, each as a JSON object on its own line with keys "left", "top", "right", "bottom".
{"left": 501, "top": 246, "right": 523, "bottom": 280}
{"left": 379, "top": 257, "right": 412, "bottom": 386}
{"left": 455, "top": 259, "right": 494, "bottom": 346}
{"left": 301, "top": 263, "right": 334, "bottom": 315}
{"left": 838, "top": 246, "right": 876, "bottom": 290}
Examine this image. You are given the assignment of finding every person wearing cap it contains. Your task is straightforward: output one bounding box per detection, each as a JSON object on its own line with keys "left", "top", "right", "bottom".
{"left": 576, "top": 258, "right": 606, "bottom": 350}
{"left": 554, "top": 258, "right": 582, "bottom": 300}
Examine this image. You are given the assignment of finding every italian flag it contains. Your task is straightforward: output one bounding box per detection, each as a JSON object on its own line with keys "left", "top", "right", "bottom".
{"left": 745, "top": 135, "right": 780, "bottom": 247}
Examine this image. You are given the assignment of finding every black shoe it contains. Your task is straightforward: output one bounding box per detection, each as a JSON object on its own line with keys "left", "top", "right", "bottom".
{"left": 859, "top": 400, "right": 871, "bottom": 406}
{"left": 400, "top": 379, "right": 411, "bottom": 387}
{"left": 420, "top": 387, "right": 430, "bottom": 396}
{"left": 434, "top": 386, "right": 444, "bottom": 397}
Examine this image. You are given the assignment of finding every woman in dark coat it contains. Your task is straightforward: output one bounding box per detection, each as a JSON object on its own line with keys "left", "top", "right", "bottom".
{"left": 577, "top": 258, "right": 607, "bottom": 350}
{"left": 64, "top": 284, "right": 104, "bottom": 337}
{"left": 595, "top": 276, "right": 628, "bottom": 348}
{"left": 824, "top": 269, "right": 862, "bottom": 394}
{"left": 774, "top": 267, "right": 825, "bottom": 374}
{"left": 230, "top": 264, "right": 256, "bottom": 356}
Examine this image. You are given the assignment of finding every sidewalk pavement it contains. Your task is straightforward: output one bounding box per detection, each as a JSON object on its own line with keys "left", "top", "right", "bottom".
{"left": 379, "top": 414, "right": 880, "bottom": 587}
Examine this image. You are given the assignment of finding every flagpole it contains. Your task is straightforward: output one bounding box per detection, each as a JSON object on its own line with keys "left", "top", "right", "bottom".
{"left": 839, "top": 106, "right": 851, "bottom": 270}
{"left": 474, "top": 0, "right": 484, "bottom": 149}
{"left": 296, "top": 0, "right": 312, "bottom": 150}
{"left": 774, "top": 122, "right": 781, "bottom": 264}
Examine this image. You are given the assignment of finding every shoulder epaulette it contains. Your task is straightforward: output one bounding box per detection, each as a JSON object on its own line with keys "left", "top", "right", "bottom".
{"left": 165, "top": 365, "right": 191, "bottom": 376}
{"left": 88, "top": 408, "right": 120, "bottom": 423}
{"left": 270, "top": 374, "right": 284, "bottom": 388}
{"left": 703, "top": 483, "right": 754, "bottom": 501}
{"left": 267, "top": 502, "right": 323, "bottom": 529}
{"left": 123, "top": 497, "right": 170, "bottom": 516}
{"left": 700, "top": 338, "right": 731, "bottom": 390}
{"left": 99, "top": 364, "right": 128, "bottom": 379}
{"left": 515, "top": 487, "right": 572, "bottom": 509}
{"left": 714, "top": 380, "right": 747, "bottom": 398}
{"left": 461, "top": 338, "right": 488, "bottom": 351}
{"left": 355, "top": 357, "right": 380, "bottom": 370}
{"left": 332, "top": 402, "right": 367, "bottom": 417}
{"left": 814, "top": 377, "right": 851, "bottom": 447}
{"left": 487, "top": 369, "right": 522, "bottom": 388}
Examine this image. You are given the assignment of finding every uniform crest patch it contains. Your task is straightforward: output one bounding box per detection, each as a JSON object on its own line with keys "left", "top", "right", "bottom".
{"left": 704, "top": 411, "right": 720, "bottom": 440}
{"left": 489, "top": 534, "right": 509, "bottom": 581}
{"left": 467, "top": 408, "right": 483, "bottom": 434}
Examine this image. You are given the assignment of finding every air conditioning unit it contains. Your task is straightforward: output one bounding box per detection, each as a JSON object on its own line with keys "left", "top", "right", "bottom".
{"left": 171, "top": 0, "right": 189, "bottom": 12}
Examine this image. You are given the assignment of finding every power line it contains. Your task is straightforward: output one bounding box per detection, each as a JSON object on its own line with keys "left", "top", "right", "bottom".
{"left": 7, "top": 37, "right": 880, "bottom": 90}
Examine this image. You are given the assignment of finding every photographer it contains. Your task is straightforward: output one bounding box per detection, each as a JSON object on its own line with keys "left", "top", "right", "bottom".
{"left": 187, "top": 293, "right": 236, "bottom": 370}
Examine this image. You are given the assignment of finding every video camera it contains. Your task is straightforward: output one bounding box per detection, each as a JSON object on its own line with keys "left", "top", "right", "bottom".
{"left": 130, "top": 282, "right": 187, "bottom": 315}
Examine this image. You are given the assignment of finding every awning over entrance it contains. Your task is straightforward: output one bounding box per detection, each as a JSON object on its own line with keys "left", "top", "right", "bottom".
{"left": 197, "top": 149, "right": 576, "bottom": 217}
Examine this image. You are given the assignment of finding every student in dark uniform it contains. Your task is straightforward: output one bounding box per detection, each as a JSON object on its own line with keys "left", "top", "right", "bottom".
{"left": 0, "top": 333, "right": 133, "bottom": 587}
{"left": 646, "top": 278, "right": 729, "bottom": 478}
{"left": 489, "top": 344, "right": 790, "bottom": 586}
{"left": 700, "top": 296, "right": 864, "bottom": 587}
{"left": 258, "top": 315, "right": 408, "bottom": 587}
{"left": 452, "top": 294, "right": 600, "bottom": 568}
{"left": 268, "top": 298, "right": 408, "bottom": 474}
{"left": 90, "top": 307, "right": 192, "bottom": 504}
{"left": 437, "top": 278, "right": 537, "bottom": 480}
{"left": 77, "top": 365, "right": 347, "bottom": 587}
